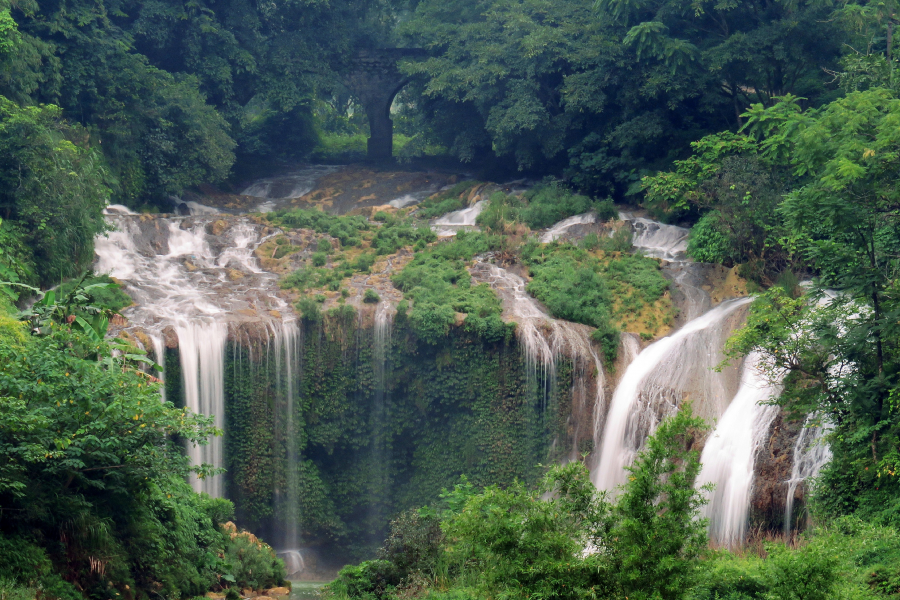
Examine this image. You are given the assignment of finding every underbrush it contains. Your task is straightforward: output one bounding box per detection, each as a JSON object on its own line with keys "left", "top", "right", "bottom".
{"left": 520, "top": 239, "right": 671, "bottom": 362}
{"left": 392, "top": 231, "right": 510, "bottom": 344}
{"left": 268, "top": 208, "right": 371, "bottom": 247}
{"left": 476, "top": 180, "right": 616, "bottom": 232}
{"left": 56, "top": 274, "right": 133, "bottom": 313}
{"left": 324, "top": 410, "right": 711, "bottom": 600}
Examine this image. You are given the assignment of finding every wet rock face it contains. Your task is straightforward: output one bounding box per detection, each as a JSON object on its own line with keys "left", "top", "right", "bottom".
{"left": 749, "top": 411, "right": 804, "bottom": 532}
{"left": 96, "top": 213, "right": 293, "bottom": 343}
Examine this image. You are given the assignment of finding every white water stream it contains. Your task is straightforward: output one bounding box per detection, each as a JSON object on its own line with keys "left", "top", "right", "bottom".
{"left": 94, "top": 212, "right": 292, "bottom": 497}
{"left": 697, "top": 353, "right": 781, "bottom": 546}
{"left": 540, "top": 213, "right": 597, "bottom": 243}
{"left": 240, "top": 165, "right": 339, "bottom": 213}
{"left": 470, "top": 260, "right": 606, "bottom": 460}
{"left": 432, "top": 200, "right": 486, "bottom": 237}
{"left": 784, "top": 418, "right": 832, "bottom": 532}
{"left": 593, "top": 297, "right": 750, "bottom": 493}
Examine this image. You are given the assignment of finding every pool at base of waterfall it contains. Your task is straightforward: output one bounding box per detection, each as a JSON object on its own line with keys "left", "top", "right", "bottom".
{"left": 289, "top": 581, "right": 328, "bottom": 600}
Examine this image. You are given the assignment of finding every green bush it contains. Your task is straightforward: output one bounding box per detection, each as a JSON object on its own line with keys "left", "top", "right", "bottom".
{"left": 269, "top": 209, "right": 369, "bottom": 247}
{"left": 364, "top": 289, "right": 380, "bottom": 303}
{"left": 222, "top": 530, "right": 286, "bottom": 590}
{"left": 317, "top": 238, "right": 333, "bottom": 254}
{"left": 327, "top": 560, "right": 400, "bottom": 600}
{"left": 392, "top": 231, "right": 508, "bottom": 344}
{"left": 371, "top": 218, "right": 436, "bottom": 255}
{"left": 377, "top": 510, "right": 443, "bottom": 578}
{"left": 687, "top": 210, "right": 732, "bottom": 264}
{"left": 353, "top": 253, "right": 376, "bottom": 273}
{"left": 56, "top": 274, "right": 132, "bottom": 313}
{"left": 312, "top": 252, "right": 328, "bottom": 267}
{"left": 763, "top": 543, "right": 837, "bottom": 600}
{"left": 519, "top": 180, "right": 594, "bottom": 229}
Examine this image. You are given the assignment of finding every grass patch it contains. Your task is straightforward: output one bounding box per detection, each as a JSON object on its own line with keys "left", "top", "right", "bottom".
{"left": 521, "top": 240, "right": 672, "bottom": 361}
{"left": 267, "top": 208, "right": 370, "bottom": 247}
{"left": 371, "top": 216, "right": 437, "bottom": 255}
{"left": 477, "top": 180, "right": 617, "bottom": 232}
{"left": 392, "top": 231, "right": 510, "bottom": 344}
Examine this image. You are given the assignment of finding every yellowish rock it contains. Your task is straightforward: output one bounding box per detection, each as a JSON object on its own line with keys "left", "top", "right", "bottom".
{"left": 226, "top": 268, "right": 244, "bottom": 281}
{"left": 211, "top": 219, "right": 229, "bottom": 236}
{"left": 264, "top": 588, "right": 290, "bottom": 597}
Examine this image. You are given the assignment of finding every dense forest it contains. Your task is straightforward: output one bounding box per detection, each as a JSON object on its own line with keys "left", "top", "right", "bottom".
{"left": 1, "top": 0, "right": 900, "bottom": 599}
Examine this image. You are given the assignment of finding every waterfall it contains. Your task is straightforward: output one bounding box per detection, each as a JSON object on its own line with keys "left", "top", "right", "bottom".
{"left": 432, "top": 200, "right": 486, "bottom": 237}
{"left": 93, "top": 213, "right": 294, "bottom": 500}
{"left": 784, "top": 418, "right": 832, "bottom": 533}
{"left": 269, "top": 319, "right": 303, "bottom": 551}
{"left": 470, "top": 260, "right": 605, "bottom": 457}
{"left": 540, "top": 212, "right": 597, "bottom": 243}
{"left": 620, "top": 213, "right": 690, "bottom": 260}
{"left": 150, "top": 333, "right": 166, "bottom": 403}
{"left": 239, "top": 165, "right": 339, "bottom": 213}
{"left": 696, "top": 353, "right": 781, "bottom": 546}
{"left": 176, "top": 320, "right": 229, "bottom": 497}
{"left": 368, "top": 301, "right": 394, "bottom": 532}
{"left": 593, "top": 298, "right": 750, "bottom": 493}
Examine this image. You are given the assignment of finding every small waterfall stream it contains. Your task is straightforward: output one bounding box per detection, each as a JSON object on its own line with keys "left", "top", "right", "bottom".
{"left": 784, "top": 419, "right": 832, "bottom": 532}
{"left": 470, "top": 260, "right": 606, "bottom": 460}
{"left": 697, "top": 353, "right": 781, "bottom": 546}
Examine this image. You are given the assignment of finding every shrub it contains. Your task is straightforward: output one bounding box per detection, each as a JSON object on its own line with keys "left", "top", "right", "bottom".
{"left": 317, "top": 238, "right": 333, "bottom": 254}
{"left": 221, "top": 526, "right": 286, "bottom": 590}
{"left": 595, "top": 198, "right": 619, "bottom": 222}
{"left": 392, "top": 232, "right": 507, "bottom": 344}
{"left": 763, "top": 543, "right": 837, "bottom": 600}
{"left": 687, "top": 210, "right": 732, "bottom": 264}
{"left": 377, "top": 510, "right": 443, "bottom": 578}
{"left": 312, "top": 252, "right": 328, "bottom": 267}
{"left": 519, "top": 181, "right": 593, "bottom": 229}
{"left": 327, "top": 560, "right": 400, "bottom": 600}
{"left": 364, "top": 289, "right": 380, "bottom": 303}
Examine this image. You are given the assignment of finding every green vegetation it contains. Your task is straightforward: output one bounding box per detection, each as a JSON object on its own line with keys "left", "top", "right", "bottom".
{"left": 327, "top": 410, "right": 711, "bottom": 600}
{"left": 521, "top": 240, "right": 671, "bottom": 361}
{"left": 0, "top": 100, "right": 110, "bottom": 286}
{"left": 268, "top": 209, "right": 370, "bottom": 248}
{"left": 392, "top": 231, "right": 509, "bottom": 344}
{"left": 477, "top": 182, "right": 614, "bottom": 232}
{"left": 0, "top": 284, "right": 286, "bottom": 598}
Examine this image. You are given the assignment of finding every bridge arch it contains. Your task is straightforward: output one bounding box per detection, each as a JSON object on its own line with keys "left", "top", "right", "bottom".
{"left": 340, "top": 48, "right": 427, "bottom": 163}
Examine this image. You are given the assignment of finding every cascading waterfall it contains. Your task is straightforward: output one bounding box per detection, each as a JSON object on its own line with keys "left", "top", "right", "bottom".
{"left": 469, "top": 260, "right": 606, "bottom": 459}
{"left": 94, "top": 211, "right": 295, "bottom": 499}
{"left": 593, "top": 297, "right": 750, "bottom": 492}
{"left": 432, "top": 200, "right": 486, "bottom": 237}
{"left": 176, "top": 321, "right": 229, "bottom": 496}
{"left": 240, "top": 165, "right": 339, "bottom": 213}
{"left": 696, "top": 353, "right": 781, "bottom": 546}
{"left": 620, "top": 213, "right": 690, "bottom": 260}
{"left": 784, "top": 419, "right": 832, "bottom": 533}
{"left": 540, "top": 213, "right": 597, "bottom": 243}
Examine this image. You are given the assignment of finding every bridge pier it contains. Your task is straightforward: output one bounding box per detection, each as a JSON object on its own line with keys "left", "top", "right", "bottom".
{"left": 341, "top": 49, "right": 426, "bottom": 163}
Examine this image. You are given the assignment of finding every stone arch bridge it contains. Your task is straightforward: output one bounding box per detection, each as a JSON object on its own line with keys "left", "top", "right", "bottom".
{"left": 340, "top": 48, "right": 428, "bottom": 163}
